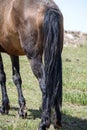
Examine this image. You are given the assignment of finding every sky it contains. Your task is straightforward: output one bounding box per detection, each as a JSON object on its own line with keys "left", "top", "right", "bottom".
{"left": 55, "top": 0, "right": 87, "bottom": 33}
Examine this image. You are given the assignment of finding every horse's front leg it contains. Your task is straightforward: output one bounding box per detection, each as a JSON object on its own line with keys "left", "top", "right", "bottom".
{"left": 10, "top": 55, "right": 27, "bottom": 118}
{"left": 30, "top": 57, "right": 51, "bottom": 130}
{"left": 0, "top": 53, "right": 10, "bottom": 114}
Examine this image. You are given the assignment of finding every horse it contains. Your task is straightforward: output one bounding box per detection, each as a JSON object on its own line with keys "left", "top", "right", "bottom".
{"left": 0, "top": 0, "right": 63, "bottom": 129}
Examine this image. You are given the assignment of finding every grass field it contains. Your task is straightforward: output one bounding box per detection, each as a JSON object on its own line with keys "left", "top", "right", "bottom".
{"left": 0, "top": 43, "right": 87, "bottom": 130}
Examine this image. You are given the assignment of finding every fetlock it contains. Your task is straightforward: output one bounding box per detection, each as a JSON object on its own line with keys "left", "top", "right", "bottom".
{"left": 38, "top": 114, "right": 51, "bottom": 130}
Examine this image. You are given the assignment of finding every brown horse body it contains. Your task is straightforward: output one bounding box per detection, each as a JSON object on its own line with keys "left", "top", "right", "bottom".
{"left": 0, "top": 0, "right": 63, "bottom": 130}
{"left": 0, "top": 0, "right": 62, "bottom": 55}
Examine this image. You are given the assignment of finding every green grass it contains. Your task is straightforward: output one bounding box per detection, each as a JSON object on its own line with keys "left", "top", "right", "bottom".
{"left": 0, "top": 43, "right": 87, "bottom": 130}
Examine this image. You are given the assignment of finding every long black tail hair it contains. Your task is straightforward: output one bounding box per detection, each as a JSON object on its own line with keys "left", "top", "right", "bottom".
{"left": 44, "top": 7, "right": 63, "bottom": 108}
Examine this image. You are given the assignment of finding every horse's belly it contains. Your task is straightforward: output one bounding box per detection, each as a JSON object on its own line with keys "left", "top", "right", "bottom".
{"left": 0, "top": 42, "right": 25, "bottom": 56}
{"left": 0, "top": 34, "right": 25, "bottom": 56}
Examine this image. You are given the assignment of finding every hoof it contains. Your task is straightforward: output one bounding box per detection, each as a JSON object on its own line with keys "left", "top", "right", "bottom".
{"left": 0, "top": 108, "right": 8, "bottom": 115}
{"left": 38, "top": 127, "right": 49, "bottom": 130}
{"left": 18, "top": 108, "right": 27, "bottom": 119}
{"left": 38, "top": 121, "right": 50, "bottom": 130}
{"left": 0, "top": 105, "right": 10, "bottom": 115}
{"left": 38, "top": 127, "right": 46, "bottom": 130}
{"left": 54, "top": 121, "right": 62, "bottom": 129}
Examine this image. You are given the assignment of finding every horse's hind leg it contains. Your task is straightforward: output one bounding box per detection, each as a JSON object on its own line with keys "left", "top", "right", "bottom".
{"left": 0, "top": 53, "right": 10, "bottom": 114}
{"left": 10, "top": 55, "right": 27, "bottom": 118}
{"left": 30, "top": 57, "right": 51, "bottom": 130}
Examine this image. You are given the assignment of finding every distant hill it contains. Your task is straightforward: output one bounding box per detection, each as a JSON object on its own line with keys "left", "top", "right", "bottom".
{"left": 64, "top": 30, "right": 87, "bottom": 46}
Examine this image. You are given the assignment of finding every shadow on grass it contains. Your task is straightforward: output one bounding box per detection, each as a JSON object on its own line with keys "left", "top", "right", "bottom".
{"left": 28, "top": 108, "right": 41, "bottom": 119}
{"left": 0, "top": 107, "right": 87, "bottom": 130}
{"left": 29, "top": 109, "right": 87, "bottom": 130}
{"left": 62, "top": 113, "right": 87, "bottom": 130}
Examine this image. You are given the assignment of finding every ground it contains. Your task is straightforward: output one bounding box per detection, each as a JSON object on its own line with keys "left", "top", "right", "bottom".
{"left": 0, "top": 43, "right": 87, "bottom": 130}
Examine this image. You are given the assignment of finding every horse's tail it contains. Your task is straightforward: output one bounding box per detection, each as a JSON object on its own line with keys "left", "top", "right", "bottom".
{"left": 43, "top": 8, "right": 63, "bottom": 107}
